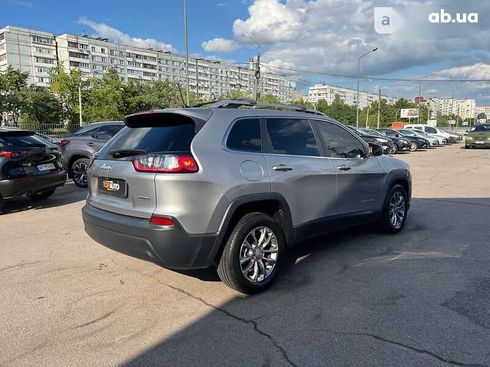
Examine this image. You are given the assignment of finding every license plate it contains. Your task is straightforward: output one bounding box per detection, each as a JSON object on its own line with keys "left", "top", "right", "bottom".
{"left": 37, "top": 163, "right": 56, "bottom": 172}
{"left": 98, "top": 177, "right": 127, "bottom": 197}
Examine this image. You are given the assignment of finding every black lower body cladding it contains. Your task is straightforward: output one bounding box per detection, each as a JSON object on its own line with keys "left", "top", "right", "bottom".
{"left": 0, "top": 170, "right": 66, "bottom": 199}
{"left": 82, "top": 204, "right": 218, "bottom": 269}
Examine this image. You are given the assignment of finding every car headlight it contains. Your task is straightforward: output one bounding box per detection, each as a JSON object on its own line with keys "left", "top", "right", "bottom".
{"left": 375, "top": 138, "right": 386, "bottom": 143}
{"left": 400, "top": 139, "right": 409, "bottom": 144}
{"left": 465, "top": 136, "right": 473, "bottom": 141}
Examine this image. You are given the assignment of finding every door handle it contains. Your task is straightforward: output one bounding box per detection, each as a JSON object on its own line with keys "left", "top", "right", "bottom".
{"left": 87, "top": 142, "right": 95, "bottom": 147}
{"left": 272, "top": 164, "right": 293, "bottom": 172}
{"left": 337, "top": 164, "right": 351, "bottom": 171}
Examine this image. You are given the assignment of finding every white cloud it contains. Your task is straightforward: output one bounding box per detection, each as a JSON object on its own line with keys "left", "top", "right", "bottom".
{"left": 202, "top": 0, "right": 490, "bottom": 78}
{"left": 202, "top": 38, "right": 239, "bottom": 53}
{"left": 78, "top": 17, "right": 175, "bottom": 52}
{"left": 434, "top": 63, "right": 490, "bottom": 80}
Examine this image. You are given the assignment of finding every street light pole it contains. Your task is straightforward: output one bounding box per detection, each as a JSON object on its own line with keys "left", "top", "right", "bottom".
{"left": 356, "top": 47, "right": 378, "bottom": 128}
{"left": 184, "top": 0, "right": 190, "bottom": 106}
{"left": 78, "top": 81, "right": 83, "bottom": 127}
{"left": 244, "top": 33, "right": 261, "bottom": 101}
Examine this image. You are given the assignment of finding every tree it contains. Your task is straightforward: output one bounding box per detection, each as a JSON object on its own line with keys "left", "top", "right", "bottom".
{"left": 22, "top": 86, "right": 62, "bottom": 129}
{"left": 83, "top": 68, "right": 125, "bottom": 122}
{"left": 49, "top": 63, "right": 85, "bottom": 124}
{"left": 0, "top": 66, "right": 29, "bottom": 124}
{"left": 258, "top": 94, "right": 280, "bottom": 104}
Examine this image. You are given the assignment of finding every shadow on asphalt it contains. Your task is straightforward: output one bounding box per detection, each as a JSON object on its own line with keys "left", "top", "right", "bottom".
{"left": 0, "top": 181, "right": 87, "bottom": 215}
{"left": 122, "top": 197, "right": 490, "bottom": 367}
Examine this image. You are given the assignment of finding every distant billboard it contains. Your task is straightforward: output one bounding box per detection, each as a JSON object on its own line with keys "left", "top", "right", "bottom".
{"left": 400, "top": 108, "right": 419, "bottom": 119}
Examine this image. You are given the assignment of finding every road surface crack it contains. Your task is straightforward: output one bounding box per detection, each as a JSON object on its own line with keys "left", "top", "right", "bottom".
{"left": 166, "top": 284, "right": 297, "bottom": 367}
{"left": 318, "top": 328, "right": 485, "bottom": 367}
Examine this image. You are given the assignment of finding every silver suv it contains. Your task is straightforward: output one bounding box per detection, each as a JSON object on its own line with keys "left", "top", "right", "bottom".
{"left": 82, "top": 100, "right": 411, "bottom": 294}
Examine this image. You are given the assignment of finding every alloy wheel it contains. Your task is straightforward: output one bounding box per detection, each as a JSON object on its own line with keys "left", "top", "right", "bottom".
{"left": 72, "top": 161, "right": 88, "bottom": 186}
{"left": 239, "top": 226, "right": 279, "bottom": 283}
{"left": 389, "top": 191, "right": 406, "bottom": 229}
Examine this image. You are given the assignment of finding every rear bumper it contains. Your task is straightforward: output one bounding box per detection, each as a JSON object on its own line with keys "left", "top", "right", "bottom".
{"left": 0, "top": 170, "right": 66, "bottom": 199}
{"left": 466, "top": 143, "right": 490, "bottom": 148}
{"left": 82, "top": 204, "right": 219, "bottom": 269}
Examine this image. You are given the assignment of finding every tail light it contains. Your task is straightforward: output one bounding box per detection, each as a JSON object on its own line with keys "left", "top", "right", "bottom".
{"left": 60, "top": 139, "right": 70, "bottom": 148}
{"left": 0, "top": 151, "right": 14, "bottom": 158}
{"left": 133, "top": 154, "right": 198, "bottom": 173}
{"left": 150, "top": 215, "right": 175, "bottom": 226}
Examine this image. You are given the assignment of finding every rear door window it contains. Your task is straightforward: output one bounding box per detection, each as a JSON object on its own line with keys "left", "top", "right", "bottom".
{"left": 226, "top": 118, "right": 261, "bottom": 152}
{"left": 95, "top": 124, "right": 123, "bottom": 139}
{"left": 265, "top": 118, "right": 319, "bottom": 156}
{"left": 98, "top": 122, "right": 195, "bottom": 160}
{"left": 312, "top": 120, "right": 366, "bottom": 158}
{"left": 425, "top": 126, "right": 437, "bottom": 134}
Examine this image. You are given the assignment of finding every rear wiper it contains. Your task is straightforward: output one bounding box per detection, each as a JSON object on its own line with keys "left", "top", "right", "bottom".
{"left": 110, "top": 148, "right": 147, "bottom": 158}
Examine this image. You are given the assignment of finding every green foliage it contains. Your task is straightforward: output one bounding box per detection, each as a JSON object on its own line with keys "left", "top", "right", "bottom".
{"left": 22, "top": 86, "right": 62, "bottom": 128}
{"left": 0, "top": 66, "right": 30, "bottom": 123}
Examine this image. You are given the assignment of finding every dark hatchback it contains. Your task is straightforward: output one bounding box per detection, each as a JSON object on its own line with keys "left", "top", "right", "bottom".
{"left": 0, "top": 129, "right": 66, "bottom": 210}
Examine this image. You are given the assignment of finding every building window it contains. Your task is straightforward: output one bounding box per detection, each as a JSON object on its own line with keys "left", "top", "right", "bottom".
{"left": 32, "top": 36, "right": 53, "bottom": 45}
{"left": 68, "top": 41, "right": 78, "bottom": 48}
{"left": 79, "top": 44, "right": 88, "bottom": 49}
{"left": 35, "top": 57, "right": 55, "bottom": 64}
{"left": 91, "top": 46, "right": 96, "bottom": 52}
{"left": 101, "top": 48, "right": 105, "bottom": 54}
{"left": 0, "top": 54, "right": 6, "bottom": 62}
{"left": 0, "top": 33, "right": 5, "bottom": 41}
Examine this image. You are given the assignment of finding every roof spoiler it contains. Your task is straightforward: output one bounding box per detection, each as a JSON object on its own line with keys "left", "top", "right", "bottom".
{"left": 124, "top": 109, "right": 212, "bottom": 132}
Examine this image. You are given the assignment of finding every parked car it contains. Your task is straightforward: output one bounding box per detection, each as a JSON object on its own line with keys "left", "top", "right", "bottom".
{"left": 397, "top": 129, "right": 436, "bottom": 147}
{"left": 348, "top": 126, "right": 395, "bottom": 154}
{"left": 377, "top": 128, "right": 429, "bottom": 151}
{"left": 465, "top": 124, "right": 490, "bottom": 149}
{"left": 82, "top": 100, "right": 412, "bottom": 294}
{"left": 401, "top": 129, "right": 445, "bottom": 146}
{"left": 34, "top": 132, "right": 62, "bottom": 146}
{"left": 375, "top": 129, "right": 413, "bottom": 152}
{"left": 405, "top": 124, "right": 458, "bottom": 143}
{"left": 61, "top": 121, "right": 124, "bottom": 188}
{"left": 0, "top": 128, "right": 66, "bottom": 210}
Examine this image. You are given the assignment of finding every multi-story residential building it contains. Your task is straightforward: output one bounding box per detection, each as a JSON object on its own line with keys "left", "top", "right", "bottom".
{"left": 430, "top": 98, "right": 476, "bottom": 120}
{"left": 0, "top": 25, "right": 296, "bottom": 102}
{"left": 475, "top": 105, "right": 490, "bottom": 118}
{"left": 307, "top": 83, "right": 397, "bottom": 108}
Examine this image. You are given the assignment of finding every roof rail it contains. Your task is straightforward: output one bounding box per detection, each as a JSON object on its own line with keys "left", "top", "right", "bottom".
{"left": 189, "top": 99, "right": 327, "bottom": 116}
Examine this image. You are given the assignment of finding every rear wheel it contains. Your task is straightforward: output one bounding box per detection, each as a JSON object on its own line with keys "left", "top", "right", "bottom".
{"left": 217, "top": 212, "right": 285, "bottom": 294}
{"left": 71, "top": 158, "right": 90, "bottom": 188}
{"left": 409, "top": 142, "right": 418, "bottom": 151}
{"left": 379, "top": 184, "right": 408, "bottom": 234}
{"left": 29, "top": 188, "right": 56, "bottom": 201}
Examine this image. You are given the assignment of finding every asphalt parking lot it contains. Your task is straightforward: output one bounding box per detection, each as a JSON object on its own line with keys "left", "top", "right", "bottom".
{"left": 1, "top": 143, "right": 489, "bottom": 367}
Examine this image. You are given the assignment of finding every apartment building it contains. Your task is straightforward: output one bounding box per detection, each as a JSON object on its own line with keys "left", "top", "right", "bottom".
{"left": 475, "top": 105, "right": 490, "bottom": 118}
{"left": 429, "top": 98, "right": 476, "bottom": 120}
{"left": 0, "top": 25, "right": 296, "bottom": 102}
{"left": 307, "top": 83, "right": 396, "bottom": 109}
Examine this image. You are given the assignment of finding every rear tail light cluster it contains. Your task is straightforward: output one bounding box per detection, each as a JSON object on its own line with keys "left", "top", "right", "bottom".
{"left": 0, "top": 151, "right": 14, "bottom": 158}
{"left": 60, "top": 139, "right": 70, "bottom": 148}
{"left": 133, "top": 154, "right": 198, "bottom": 173}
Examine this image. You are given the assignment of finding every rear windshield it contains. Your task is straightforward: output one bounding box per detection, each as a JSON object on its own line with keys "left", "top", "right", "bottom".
{"left": 97, "top": 123, "right": 195, "bottom": 160}
{"left": 0, "top": 133, "right": 48, "bottom": 149}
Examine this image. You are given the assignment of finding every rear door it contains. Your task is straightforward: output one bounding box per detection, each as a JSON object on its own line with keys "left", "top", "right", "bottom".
{"left": 87, "top": 120, "right": 196, "bottom": 219}
{"left": 262, "top": 118, "right": 337, "bottom": 228}
{"left": 311, "top": 120, "right": 386, "bottom": 215}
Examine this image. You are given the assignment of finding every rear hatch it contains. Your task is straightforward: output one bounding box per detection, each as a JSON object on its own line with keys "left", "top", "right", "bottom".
{"left": 0, "top": 131, "right": 62, "bottom": 180}
{"left": 87, "top": 110, "right": 210, "bottom": 219}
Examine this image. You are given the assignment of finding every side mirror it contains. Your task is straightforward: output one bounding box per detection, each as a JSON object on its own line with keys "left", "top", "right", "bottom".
{"left": 368, "top": 142, "right": 383, "bottom": 156}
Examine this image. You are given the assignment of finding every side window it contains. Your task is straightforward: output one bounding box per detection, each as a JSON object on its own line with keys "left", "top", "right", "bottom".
{"left": 312, "top": 120, "right": 366, "bottom": 159}
{"left": 96, "top": 125, "right": 123, "bottom": 139}
{"left": 75, "top": 126, "right": 98, "bottom": 137}
{"left": 384, "top": 130, "right": 396, "bottom": 137}
{"left": 265, "top": 118, "right": 319, "bottom": 156}
{"left": 425, "top": 126, "right": 437, "bottom": 134}
{"left": 226, "top": 118, "right": 261, "bottom": 152}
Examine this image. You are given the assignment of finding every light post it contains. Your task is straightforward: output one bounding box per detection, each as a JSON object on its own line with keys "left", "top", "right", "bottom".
{"left": 356, "top": 47, "right": 378, "bottom": 128}
{"left": 78, "top": 80, "right": 83, "bottom": 127}
{"left": 184, "top": 0, "right": 190, "bottom": 106}
{"left": 244, "top": 33, "right": 261, "bottom": 100}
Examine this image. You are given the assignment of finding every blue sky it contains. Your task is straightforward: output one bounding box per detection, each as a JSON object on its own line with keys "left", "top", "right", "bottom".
{"left": 3, "top": 0, "right": 489, "bottom": 103}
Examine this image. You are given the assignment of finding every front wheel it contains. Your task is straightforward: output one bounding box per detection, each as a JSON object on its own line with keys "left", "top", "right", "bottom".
{"left": 71, "top": 158, "right": 90, "bottom": 188}
{"left": 379, "top": 184, "right": 408, "bottom": 234}
{"left": 217, "top": 212, "right": 285, "bottom": 294}
{"left": 409, "top": 142, "right": 418, "bottom": 152}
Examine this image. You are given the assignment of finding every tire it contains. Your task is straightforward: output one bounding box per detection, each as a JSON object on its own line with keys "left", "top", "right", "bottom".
{"left": 392, "top": 144, "right": 399, "bottom": 154}
{"left": 379, "top": 184, "right": 408, "bottom": 234}
{"left": 29, "top": 188, "right": 56, "bottom": 201}
{"left": 0, "top": 195, "right": 4, "bottom": 211}
{"left": 217, "top": 212, "right": 286, "bottom": 294}
{"left": 409, "top": 142, "right": 418, "bottom": 152}
{"left": 70, "top": 158, "right": 90, "bottom": 188}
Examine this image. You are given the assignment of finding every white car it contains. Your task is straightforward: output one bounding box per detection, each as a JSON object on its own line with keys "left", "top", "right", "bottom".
{"left": 404, "top": 124, "right": 451, "bottom": 144}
